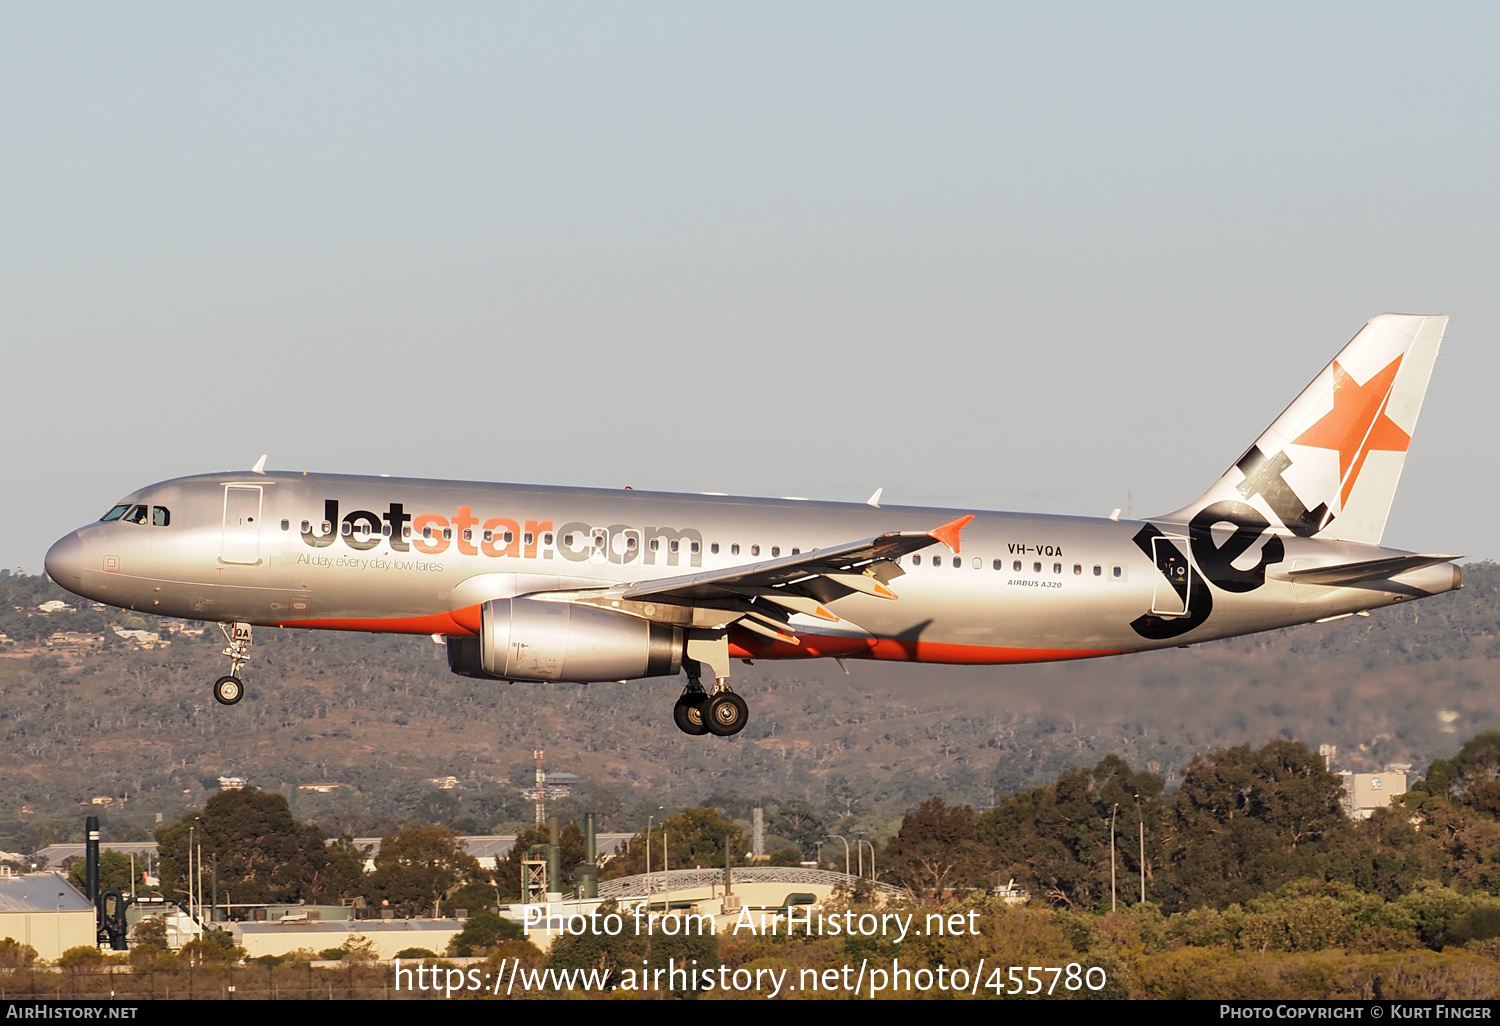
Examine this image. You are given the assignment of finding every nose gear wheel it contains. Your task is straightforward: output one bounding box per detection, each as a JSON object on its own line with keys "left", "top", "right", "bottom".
{"left": 213, "top": 675, "right": 244, "bottom": 706}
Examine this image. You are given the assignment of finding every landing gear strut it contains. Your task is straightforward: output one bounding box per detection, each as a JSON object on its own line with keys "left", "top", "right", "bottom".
{"left": 672, "top": 633, "right": 749, "bottom": 737}
{"left": 214, "top": 622, "right": 251, "bottom": 706}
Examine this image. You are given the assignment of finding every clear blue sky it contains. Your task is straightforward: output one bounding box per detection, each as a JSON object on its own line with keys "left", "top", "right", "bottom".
{"left": 4, "top": 3, "right": 1497, "bottom": 569}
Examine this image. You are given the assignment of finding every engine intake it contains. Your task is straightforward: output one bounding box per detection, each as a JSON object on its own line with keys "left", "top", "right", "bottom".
{"left": 448, "top": 598, "right": 682, "bottom": 683}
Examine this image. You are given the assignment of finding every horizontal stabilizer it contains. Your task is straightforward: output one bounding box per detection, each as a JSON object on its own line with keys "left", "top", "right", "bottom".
{"left": 1284, "top": 554, "right": 1459, "bottom": 587}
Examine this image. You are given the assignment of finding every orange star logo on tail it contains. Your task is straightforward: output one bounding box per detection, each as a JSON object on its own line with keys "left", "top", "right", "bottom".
{"left": 1293, "top": 356, "right": 1410, "bottom": 509}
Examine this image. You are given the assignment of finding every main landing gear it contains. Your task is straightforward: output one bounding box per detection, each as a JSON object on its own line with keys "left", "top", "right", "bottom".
{"left": 672, "top": 641, "right": 750, "bottom": 737}
{"left": 213, "top": 622, "right": 251, "bottom": 706}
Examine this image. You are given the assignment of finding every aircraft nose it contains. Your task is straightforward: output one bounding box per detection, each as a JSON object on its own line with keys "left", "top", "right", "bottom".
{"left": 45, "top": 532, "right": 83, "bottom": 587}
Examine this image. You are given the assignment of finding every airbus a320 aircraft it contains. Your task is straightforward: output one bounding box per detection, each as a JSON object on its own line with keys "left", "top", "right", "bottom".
{"left": 46, "top": 314, "right": 1459, "bottom": 737}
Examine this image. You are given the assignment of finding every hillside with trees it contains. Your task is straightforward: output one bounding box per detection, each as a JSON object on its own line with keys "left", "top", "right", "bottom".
{"left": 1, "top": 564, "right": 1497, "bottom": 853}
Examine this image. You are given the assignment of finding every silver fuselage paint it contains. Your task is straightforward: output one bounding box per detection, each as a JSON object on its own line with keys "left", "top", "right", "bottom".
{"left": 44, "top": 471, "right": 1459, "bottom": 665}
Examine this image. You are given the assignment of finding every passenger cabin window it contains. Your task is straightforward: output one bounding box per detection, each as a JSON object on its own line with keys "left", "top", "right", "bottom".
{"left": 151, "top": 507, "right": 170, "bottom": 527}
{"left": 670, "top": 540, "right": 679, "bottom": 553}
{"left": 771, "top": 546, "right": 780, "bottom": 557}
{"left": 501, "top": 530, "right": 512, "bottom": 543}
{"left": 626, "top": 536, "right": 637, "bottom": 550}
{"left": 1053, "top": 562, "right": 1062, "bottom": 574}
{"left": 1033, "top": 561, "right": 1042, "bottom": 573}
{"left": 751, "top": 545, "right": 760, "bottom": 556}
{"left": 564, "top": 533, "right": 575, "bottom": 546}
{"left": 731, "top": 544, "right": 740, "bottom": 555}
{"left": 952, "top": 557, "right": 960, "bottom": 568}
{"left": 1013, "top": 560, "right": 1022, "bottom": 572}
{"left": 403, "top": 526, "right": 413, "bottom": 540}
{"left": 913, "top": 554, "right": 922, "bottom": 566}
{"left": 791, "top": 547, "right": 800, "bottom": 555}
{"left": 691, "top": 541, "right": 701, "bottom": 554}
{"left": 341, "top": 522, "right": 353, "bottom": 536}
{"left": 1112, "top": 566, "right": 1122, "bottom": 578}
{"left": 993, "top": 559, "right": 1002, "bottom": 570}
{"left": 1094, "top": 565, "right": 1102, "bottom": 576}
{"left": 381, "top": 524, "right": 391, "bottom": 537}
{"left": 543, "top": 533, "right": 554, "bottom": 546}
{"left": 1074, "top": 563, "right": 1082, "bottom": 575}
{"left": 649, "top": 539, "right": 659, "bottom": 551}
{"left": 423, "top": 526, "right": 433, "bottom": 540}
{"left": 483, "top": 530, "right": 493, "bottom": 543}
{"left": 524, "top": 532, "right": 534, "bottom": 546}
{"left": 462, "top": 528, "right": 473, "bottom": 542}
{"left": 100, "top": 505, "right": 130, "bottom": 522}
{"left": 973, "top": 557, "right": 981, "bottom": 569}
{"left": 711, "top": 543, "right": 720, "bottom": 554}
{"left": 301, "top": 520, "right": 311, "bottom": 533}
{"left": 442, "top": 528, "right": 453, "bottom": 541}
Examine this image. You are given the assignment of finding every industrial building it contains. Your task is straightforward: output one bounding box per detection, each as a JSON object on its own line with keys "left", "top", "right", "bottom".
{"left": 229, "top": 918, "right": 464, "bottom": 959}
{"left": 0, "top": 872, "right": 97, "bottom": 961}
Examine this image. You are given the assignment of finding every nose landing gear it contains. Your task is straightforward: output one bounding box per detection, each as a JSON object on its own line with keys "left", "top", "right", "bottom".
{"left": 214, "top": 622, "right": 252, "bottom": 706}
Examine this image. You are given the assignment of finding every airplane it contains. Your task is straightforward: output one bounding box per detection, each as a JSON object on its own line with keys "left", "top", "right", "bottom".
{"left": 44, "top": 313, "right": 1460, "bottom": 738}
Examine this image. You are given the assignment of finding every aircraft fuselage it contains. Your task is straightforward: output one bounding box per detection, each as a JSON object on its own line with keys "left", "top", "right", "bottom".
{"left": 45, "top": 470, "right": 1457, "bottom": 665}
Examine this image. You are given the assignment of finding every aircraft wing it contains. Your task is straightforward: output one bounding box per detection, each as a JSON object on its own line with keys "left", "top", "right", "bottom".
{"left": 599, "top": 514, "right": 975, "bottom": 642}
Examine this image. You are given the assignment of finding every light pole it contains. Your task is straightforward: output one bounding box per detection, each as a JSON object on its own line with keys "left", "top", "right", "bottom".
{"left": 646, "top": 816, "right": 655, "bottom": 907}
{"left": 827, "top": 835, "right": 851, "bottom": 880}
{"left": 857, "top": 839, "right": 876, "bottom": 881}
{"left": 1135, "top": 793, "right": 1146, "bottom": 904}
{"left": 1109, "top": 803, "right": 1119, "bottom": 912}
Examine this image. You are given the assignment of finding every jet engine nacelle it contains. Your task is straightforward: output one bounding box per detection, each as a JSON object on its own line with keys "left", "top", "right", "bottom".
{"left": 447, "top": 597, "right": 683, "bottom": 683}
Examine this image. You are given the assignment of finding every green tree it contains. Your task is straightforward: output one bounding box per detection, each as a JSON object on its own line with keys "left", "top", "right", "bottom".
{"left": 602, "top": 808, "right": 746, "bottom": 879}
{"left": 546, "top": 899, "right": 719, "bottom": 997}
{"left": 978, "top": 755, "right": 1165, "bottom": 910}
{"left": 66, "top": 849, "right": 136, "bottom": 895}
{"left": 0, "top": 938, "right": 37, "bottom": 968}
{"left": 1428, "top": 732, "right": 1500, "bottom": 814}
{"left": 447, "top": 910, "right": 525, "bottom": 956}
{"left": 156, "top": 788, "right": 364, "bottom": 906}
{"left": 882, "top": 797, "right": 989, "bottom": 900}
{"left": 366, "top": 825, "right": 483, "bottom": 918}
{"left": 1158, "top": 740, "right": 1353, "bottom": 912}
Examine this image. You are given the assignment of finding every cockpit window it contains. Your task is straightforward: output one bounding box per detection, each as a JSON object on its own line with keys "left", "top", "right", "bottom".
{"left": 100, "top": 505, "right": 130, "bottom": 522}
{"left": 123, "top": 505, "right": 149, "bottom": 524}
{"left": 152, "top": 506, "right": 171, "bottom": 527}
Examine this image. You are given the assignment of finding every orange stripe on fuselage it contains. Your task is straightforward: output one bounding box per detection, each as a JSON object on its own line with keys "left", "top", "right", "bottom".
{"left": 275, "top": 605, "right": 482, "bottom": 636}
{"left": 727, "top": 626, "right": 1128, "bottom": 665}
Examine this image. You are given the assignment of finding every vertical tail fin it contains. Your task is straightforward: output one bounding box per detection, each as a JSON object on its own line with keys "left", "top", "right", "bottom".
{"left": 1165, "top": 313, "right": 1447, "bottom": 545}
